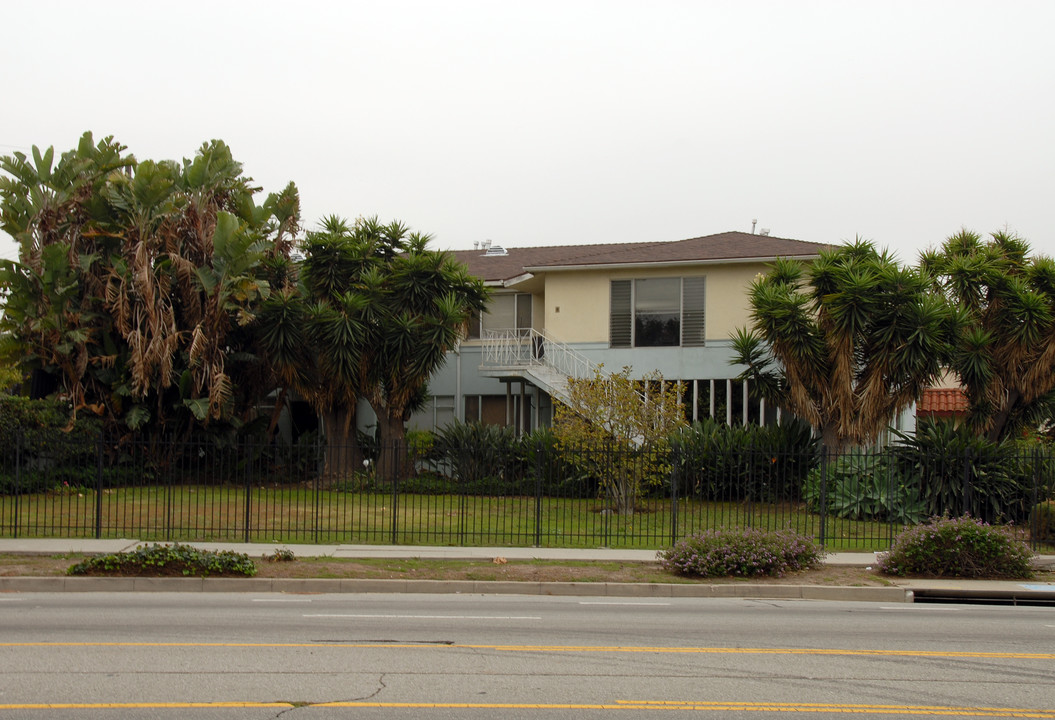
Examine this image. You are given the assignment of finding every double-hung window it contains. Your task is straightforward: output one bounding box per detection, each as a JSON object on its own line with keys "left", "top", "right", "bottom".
{"left": 610, "top": 277, "right": 705, "bottom": 348}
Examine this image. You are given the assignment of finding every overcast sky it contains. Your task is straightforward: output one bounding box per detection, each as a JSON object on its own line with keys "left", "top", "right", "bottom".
{"left": 2, "top": 0, "right": 1052, "bottom": 264}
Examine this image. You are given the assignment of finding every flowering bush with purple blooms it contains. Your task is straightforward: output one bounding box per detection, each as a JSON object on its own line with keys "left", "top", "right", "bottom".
{"left": 658, "top": 527, "right": 826, "bottom": 578}
{"left": 876, "top": 515, "right": 1033, "bottom": 579}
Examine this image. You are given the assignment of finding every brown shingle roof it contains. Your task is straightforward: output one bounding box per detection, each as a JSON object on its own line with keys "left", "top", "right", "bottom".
{"left": 449, "top": 231, "right": 830, "bottom": 283}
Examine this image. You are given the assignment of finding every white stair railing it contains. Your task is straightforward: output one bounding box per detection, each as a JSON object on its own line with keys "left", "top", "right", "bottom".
{"left": 481, "top": 328, "right": 597, "bottom": 380}
{"left": 481, "top": 329, "right": 678, "bottom": 431}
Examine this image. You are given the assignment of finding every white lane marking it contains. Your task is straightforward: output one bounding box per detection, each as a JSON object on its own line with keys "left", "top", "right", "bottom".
{"left": 252, "top": 598, "right": 312, "bottom": 603}
{"left": 880, "top": 606, "right": 961, "bottom": 611}
{"left": 304, "top": 614, "right": 541, "bottom": 620}
{"left": 579, "top": 602, "right": 671, "bottom": 606}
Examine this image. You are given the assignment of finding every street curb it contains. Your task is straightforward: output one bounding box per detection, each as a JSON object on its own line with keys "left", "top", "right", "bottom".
{"left": 0, "top": 575, "right": 913, "bottom": 603}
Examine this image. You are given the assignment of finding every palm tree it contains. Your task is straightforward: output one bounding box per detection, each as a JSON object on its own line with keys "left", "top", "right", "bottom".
{"left": 732, "top": 240, "right": 953, "bottom": 452}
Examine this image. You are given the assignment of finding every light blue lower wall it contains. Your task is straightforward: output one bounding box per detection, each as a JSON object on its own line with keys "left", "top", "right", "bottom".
{"left": 408, "top": 341, "right": 751, "bottom": 432}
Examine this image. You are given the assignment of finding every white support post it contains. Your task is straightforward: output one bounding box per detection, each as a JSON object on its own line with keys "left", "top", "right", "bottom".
{"left": 742, "top": 380, "right": 749, "bottom": 426}
{"left": 726, "top": 379, "right": 732, "bottom": 426}
{"left": 519, "top": 381, "right": 527, "bottom": 436}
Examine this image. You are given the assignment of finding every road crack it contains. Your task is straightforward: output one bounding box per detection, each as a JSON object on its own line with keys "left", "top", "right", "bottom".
{"left": 270, "top": 674, "right": 387, "bottom": 717}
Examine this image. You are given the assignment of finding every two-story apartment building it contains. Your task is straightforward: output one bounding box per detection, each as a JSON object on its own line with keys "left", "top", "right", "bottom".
{"left": 407, "top": 231, "right": 831, "bottom": 435}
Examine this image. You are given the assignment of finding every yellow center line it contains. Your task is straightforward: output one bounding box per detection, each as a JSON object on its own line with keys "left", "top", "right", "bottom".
{"left": 0, "top": 701, "right": 1053, "bottom": 716}
{"left": 2, "top": 641, "right": 1053, "bottom": 660}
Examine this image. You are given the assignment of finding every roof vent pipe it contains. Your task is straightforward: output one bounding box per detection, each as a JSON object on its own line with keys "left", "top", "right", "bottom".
{"left": 751, "top": 219, "right": 757, "bottom": 234}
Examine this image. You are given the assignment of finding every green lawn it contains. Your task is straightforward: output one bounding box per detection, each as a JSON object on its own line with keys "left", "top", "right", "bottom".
{"left": 0, "top": 484, "right": 928, "bottom": 551}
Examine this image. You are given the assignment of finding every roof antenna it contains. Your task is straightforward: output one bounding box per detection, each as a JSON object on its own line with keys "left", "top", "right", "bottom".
{"left": 751, "top": 219, "right": 757, "bottom": 234}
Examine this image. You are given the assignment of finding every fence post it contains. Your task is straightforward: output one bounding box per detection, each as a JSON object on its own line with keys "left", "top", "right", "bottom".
{"left": 95, "top": 432, "right": 104, "bottom": 539}
{"left": 670, "top": 447, "right": 679, "bottom": 548}
{"left": 746, "top": 449, "right": 756, "bottom": 529}
{"left": 390, "top": 443, "right": 399, "bottom": 545}
{"left": 962, "top": 448, "right": 972, "bottom": 518}
{"left": 884, "top": 447, "right": 893, "bottom": 548}
{"left": 818, "top": 444, "right": 828, "bottom": 548}
{"left": 314, "top": 433, "right": 324, "bottom": 545}
{"left": 244, "top": 437, "right": 252, "bottom": 544}
{"left": 13, "top": 432, "right": 22, "bottom": 538}
{"left": 603, "top": 444, "right": 611, "bottom": 547}
{"left": 1030, "top": 446, "right": 1041, "bottom": 551}
{"left": 534, "top": 439, "right": 543, "bottom": 547}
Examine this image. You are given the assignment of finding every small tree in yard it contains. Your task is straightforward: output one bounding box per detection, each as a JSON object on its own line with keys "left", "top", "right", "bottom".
{"left": 553, "top": 366, "right": 687, "bottom": 515}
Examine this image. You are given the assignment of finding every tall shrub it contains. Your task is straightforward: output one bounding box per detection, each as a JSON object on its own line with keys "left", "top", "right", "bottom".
{"left": 892, "top": 419, "right": 1036, "bottom": 523}
{"left": 669, "top": 418, "right": 818, "bottom": 502}
{"left": 0, "top": 396, "right": 100, "bottom": 493}
{"left": 428, "top": 420, "right": 526, "bottom": 494}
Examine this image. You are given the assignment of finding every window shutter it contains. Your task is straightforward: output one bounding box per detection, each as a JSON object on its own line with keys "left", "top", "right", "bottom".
{"left": 681, "top": 276, "right": 706, "bottom": 347}
{"left": 610, "top": 280, "right": 632, "bottom": 347}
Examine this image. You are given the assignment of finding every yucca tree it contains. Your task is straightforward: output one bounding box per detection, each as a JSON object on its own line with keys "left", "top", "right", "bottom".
{"left": 732, "top": 239, "right": 954, "bottom": 452}
{"left": 267, "top": 216, "right": 488, "bottom": 480}
{"left": 920, "top": 230, "right": 1055, "bottom": 442}
{"left": 365, "top": 230, "right": 487, "bottom": 475}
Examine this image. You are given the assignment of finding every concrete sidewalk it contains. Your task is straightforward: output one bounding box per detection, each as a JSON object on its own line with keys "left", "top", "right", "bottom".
{"left": 2, "top": 538, "right": 1053, "bottom": 604}
{"left": 0, "top": 537, "right": 890, "bottom": 565}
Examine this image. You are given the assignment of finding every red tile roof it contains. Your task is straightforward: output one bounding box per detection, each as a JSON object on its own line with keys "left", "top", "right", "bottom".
{"left": 449, "top": 231, "right": 831, "bottom": 283}
{"left": 918, "top": 388, "right": 969, "bottom": 414}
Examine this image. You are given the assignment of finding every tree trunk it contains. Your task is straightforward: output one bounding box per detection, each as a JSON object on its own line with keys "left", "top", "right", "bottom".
{"left": 606, "top": 446, "right": 637, "bottom": 516}
{"left": 820, "top": 425, "right": 841, "bottom": 459}
{"left": 985, "top": 389, "right": 1019, "bottom": 443}
{"left": 319, "top": 406, "right": 363, "bottom": 487}
{"left": 265, "top": 387, "right": 289, "bottom": 443}
{"left": 373, "top": 409, "right": 408, "bottom": 484}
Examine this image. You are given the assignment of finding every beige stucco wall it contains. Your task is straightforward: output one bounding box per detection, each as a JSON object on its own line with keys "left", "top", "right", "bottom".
{"left": 540, "top": 262, "right": 768, "bottom": 344}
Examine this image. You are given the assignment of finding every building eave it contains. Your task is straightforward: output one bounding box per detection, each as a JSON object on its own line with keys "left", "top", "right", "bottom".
{"left": 521, "top": 254, "right": 822, "bottom": 273}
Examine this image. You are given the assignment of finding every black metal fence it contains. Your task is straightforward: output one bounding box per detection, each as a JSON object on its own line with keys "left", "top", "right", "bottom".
{"left": 1, "top": 431, "right": 1053, "bottom": 550}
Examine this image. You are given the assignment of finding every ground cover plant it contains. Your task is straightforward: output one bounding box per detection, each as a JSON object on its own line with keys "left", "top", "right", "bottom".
{"left": 67, "top": 543, "right": 257, "bottom": 578}
{"left": 658, "top": 526, "right": 826, "bottom": 578}
{"left": 876, "top": 515, "right": 1034, "bottom": 579}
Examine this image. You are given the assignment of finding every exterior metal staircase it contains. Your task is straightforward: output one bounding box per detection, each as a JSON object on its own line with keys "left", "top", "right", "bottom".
{"left": 478, "top": 328, "right": 597, "bottom": 405}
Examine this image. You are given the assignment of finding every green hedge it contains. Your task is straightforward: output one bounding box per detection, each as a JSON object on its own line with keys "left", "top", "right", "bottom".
{"left": 0, "top": 397, "right": 101, "bottom": 494}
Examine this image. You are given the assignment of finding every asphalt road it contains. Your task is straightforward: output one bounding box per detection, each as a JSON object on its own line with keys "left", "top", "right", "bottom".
{"left": 1, "top": 592, "right": 1054, "bottom": 719}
